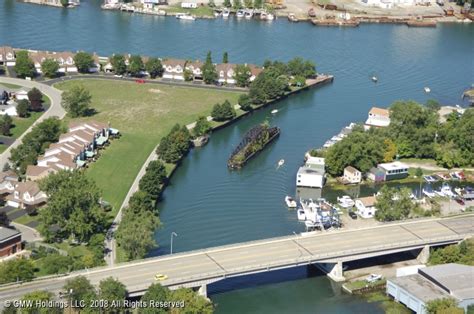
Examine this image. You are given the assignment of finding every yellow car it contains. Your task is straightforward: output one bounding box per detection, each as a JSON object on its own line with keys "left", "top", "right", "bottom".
{"left": 155, "top": 274, "right": 168, "bottom": 281}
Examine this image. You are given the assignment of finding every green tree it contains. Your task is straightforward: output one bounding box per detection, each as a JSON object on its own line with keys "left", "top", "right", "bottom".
{"left": 426, "top": 99, "right": 441, "bottom": 112}
{"left": 253, "top": 0, "right": 263, "bottom": 8}
{"left": 238, "top": 94, "right": 253, "bottom": 111}
{"left": 128, "top": 190, "right": 154, "bottom": 213}
{"left": 202, "top": 51, "right": 217, "bottom": 84}
{"left": 73, "top": 52, "right": 95, "bottom": 73}
{"left": 234, "top": 64, "right": 251, "bottom": 87}
{"left": 233, "top": 0, "right": 242, "bottom": 9}
{"left": 244, "top": 0, "right": 253, "bottom": 7}
{"left": 87, "top": 233, "right": 106, "bottom": 266}
{"left": 184, "top": 69, "right": 194, "bottom": 81}
{"left": 141, "top": 283, "right": 169, "bottom": 314}
{"left": 27, "top": 87, "right": 43, "bottom": 112}
{"left": 63, "top": 276, "right": 97, "bottom": 312}
{"left": 14, "top": 50, "right": 35, "bottom": 78}
{"left": 40, "top": 58, "right": 60, "bottom": 78}
{"left": 193, "top": 116, "right": 212, "bottom": 137}
{"left": 16, "top": 99, "right": 30, "bottom": 118}
{"left": 169, "top": 288, "right": 214, "bottom": 314}
{"left": 156, "top": 124, "right": 192, "bottom": 164}
{"left": 60, "top": 0, "right": 69, "bottom": 7}
{"left": 99, "top": 277, "right": 127, "bottom": 309}
{"left": 38, "top": 170, "right": 107, "bottom": 243}
{"left": 223, "top": 0, "right": 232, "bottom": 7}
{"left": 145, "top": 57, "right": 164, "bottom": 79}
{"left": 0, "top": 114, "right": 12, "bottom": 136}
{"left": 211, "top": 100, "right": 236, "bottom": 122}
{"left": 426, "top": 298, "right": 463, "bottom": 314}
{"left": 287, "top": 57, "right": 316, "bottom": 78}
{"left": 109, "top": 54, "right": 127, "bottom": 75}
{"left": 9, "top": 117, "right": 63, "bottom": 174}
{"left": 139, "top": 160, "right": 167, "bottom": 200}
{"left": 61, "top": 84, "right": 92, "bottom": 117}
{"left": 38, "top": 254, "right": 73, "bottom": 275}
{"left": 128, "top": 55, "right": 144, "bottom": 77}
{"left": 208, "top": 0, "right": 216, "bottom": 6}
{"left": 0, "top": 258, "right": 35, "bottom": 284}
{"left": 223, "top": 52, "right": 229, "bottom": 64}
{"left": 21, "top": 290, "right": 62, "bottom": 314}
{"left": 374, "top": 186, "right": 418, "bottom": 222}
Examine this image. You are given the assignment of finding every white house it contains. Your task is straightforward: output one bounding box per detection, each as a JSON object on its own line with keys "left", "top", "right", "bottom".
{"left": 216, "top": 63, "right": 236, "bottom": 85}
{"left": 378, "top": 161, "right": 409, "bottom": 181}
{"left": 185, "top": 60, "right": 203, "bottom": 80}
{"left": 355, "top": 195, "right": 377, "bottom": 218}
{"left": 0, "top": 47, "right": 16, "bottom": 66}
{"left": 343, "top": 166, "right": 362, "bottom": 184}
{"left": 296, "top": 157, "right": 325, "bottom": 188}
{"left": 365, "top": 107, "right": 390, "bottom": 129}
{"left": 162, "top": 59, "right": 186, "bottom": 80}
{"left": 0, "top": 171, "right": 19, "bottom": 197}
{"left": 0, "top": 103, "right": 18, "bottom": 117}
{"left": 181, "top": 2, "right": 198, "bottom": 8}
{"left": 6, "top": 181, "right": 47, "bottom": 209}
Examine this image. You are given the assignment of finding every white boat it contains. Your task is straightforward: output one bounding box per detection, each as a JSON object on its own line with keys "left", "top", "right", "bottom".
{"left": 305, "top": 220, "right": 316, "bottom": 228}
{"left": 422, "top": 186, "right": 436, "bottom": 198}
{"left": 213, "top": 11, "right": 221, "bottom": 17}
{"left": 277, "top": 159, "right": 285, "bottom": 167}
{"left": 337, "top": 195, "right": 355, "bottom": 208}
{"left": 266, "top": 13, "right": 275, "bottom": 20}
{"left": 244, "top": 10, "right": 253, "bottom": 19}
{"left": 176, "top": 13, "right": 195, "bottom": 20}
{"left": 371, "top": 76, "right": 378, "bottom": 82}
{"left": 439, "top": 183, "right": 455, "bottom": 198}
{"left": 285, "top": 196, "right": 297, "bottom": 208}
{"left": 423, "top": 175, "right": 438, "bottom": 183}
{"left": 424, "top": 87, "right": 431, "bottom": 93}
{"left": 236, "top": 10, "right": 244, "bottom": 18}
{"left": 260, "top": 12, "right": 268, "bottom": 20}
{"left": 222, "top": 9, "right": 230, "bottom": 18}
{"left": 271, "top": 109, "right": 278, "bottom": 114}
{"left": 297, "top": 208, "right": 306, "bottom": 221}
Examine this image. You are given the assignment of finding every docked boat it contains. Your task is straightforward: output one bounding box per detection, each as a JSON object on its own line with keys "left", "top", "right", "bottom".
{"left": 213, "top": 10, "right": 222, "bottom": 17}
{"left": 271, "top": 109, "right": 278, "bottom": 114}
{"left": 436, "top": 173, "right": 451, "bottom": 181}
{"left": 424, "top": 87, "right": 431, "bottom": 93}
{"left": 297, "top": 208, "right": 306, "bottom": 221}
{"left": 222, "top": 9, "right": 230, "bottom": 18}
{"left": 260, "top": 12, "right": 268, "bottom": 20}
{"left": 285, "top": 196, "right": 297, "bottom": 208}
{"left": 266, "top": 13, "right": 275, "bottom": 21}
{"left": 176, "top": 13, "right": 195, "bottom": 20}
{"left": 244, "top": 10, "right": 253, "bottom": 19}
{"left": 424, "top": 175, "right": 438, "bottom": 183}
{"left": 337, "top": 195, "right": 355, "bottom": 208}
{"left": 455, "top": 187, "right": 474, "bottom": 200}
{"left": 236, "top": 10, "right": 245, "bottom": 18}
{"left": 439, "top": 183, "right": 455, "bottom": 198}
{"left": 422, "top": 185, "right": 436, "bottom": 198}
{"left": 288, "top": 13, "right": 299, "bottom": 22}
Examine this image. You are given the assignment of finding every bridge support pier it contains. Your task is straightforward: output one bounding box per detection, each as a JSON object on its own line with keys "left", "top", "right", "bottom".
{"left": 198, "top": 284, "right": 208, "bottom": 298}
{"left": 417, "top": 245, "right": 430, "bottom": 264}
{"left": 316, "top": 261, "right": 345, "bottom": 282}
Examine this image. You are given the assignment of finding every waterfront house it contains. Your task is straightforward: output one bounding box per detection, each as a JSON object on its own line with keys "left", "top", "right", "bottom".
{"left": 6, "top": 181, "right": 47, "bottom": 210}
{"left": 355, "top": 195, "right": 377, "bottom": 218}
{"left": 0, "top": 227, "right": 22, "bottom": 259}
{"left": 387, "top": 264, "right": 474, "bottom": 314}
{"left": 364, "top": 107, "right": 390, "bottom": 129}
{"left": 378, "top": 161, "right": 409, "bottom": 181}
{"left": 162, "top": 59, "right": 186, "bottom": 80}
{"left": 216, "top": 63, "right": 237, "bottom": 85}
{"left": 0, "top": 46, "right": 16, "bottom": 66}
{"left": 89, "top": 53, "right": 101, "bottom": 73}
{"left": 296, "top": 157, "right": 325, "bottom": 188}
{"left": 248, "top": 64, "right": 263, "bottom": 82}
{"left": 343, "top": 166, "right": 362, "bottom": 184}
{"left": 185, "top": 60, "right": 204, "bottom": 81}
{"left": 367, "top": 167, "right": 385, "bottom": 182}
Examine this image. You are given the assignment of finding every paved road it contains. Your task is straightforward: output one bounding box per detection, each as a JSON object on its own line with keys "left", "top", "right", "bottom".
{"left": 1, "top": 215, "right": 472, "bottom": 304}
{"left": 11, "top": 223, "right": 42, "bottom": 243}
{"left": 0, "top": 77, "right": 65, "bottom": 170}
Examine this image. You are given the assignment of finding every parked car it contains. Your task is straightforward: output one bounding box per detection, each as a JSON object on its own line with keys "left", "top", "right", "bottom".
{"left": 348, "top": 211, "right": 357, "bottom": 220}
{"left": 366, "top": 274, "right": 382, "bottom": 283}
{"left": 455, "top": 198, "right": 465, "bottom": 206}
{"left": 114, "top": 74, "right": 123, "bottom": 78}
{"left": 135, "top": 79, "right": 145, "bottom": 84}
{"left": 155, "top": 273, "right": 168, "bottom": 281}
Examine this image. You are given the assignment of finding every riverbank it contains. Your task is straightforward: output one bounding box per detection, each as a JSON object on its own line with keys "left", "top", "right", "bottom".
{"left": 17, "top": 0, "right": 78, "bottom": 8}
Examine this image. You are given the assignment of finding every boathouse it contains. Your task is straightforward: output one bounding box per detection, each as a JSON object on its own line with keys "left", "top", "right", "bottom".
{"left": 296, "top": 157, "right": 325, "bottom": 188}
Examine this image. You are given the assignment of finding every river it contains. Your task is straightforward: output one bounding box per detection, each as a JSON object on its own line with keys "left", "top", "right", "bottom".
{"left": 1, "top": 0, "right": 473, "bottom": 312}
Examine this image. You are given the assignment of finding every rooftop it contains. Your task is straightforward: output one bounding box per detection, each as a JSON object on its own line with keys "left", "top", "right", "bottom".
{"left": 378, "top": 161, "right": 409, "bottom": 170}
{"left": 369, "top": 107, "right": 390, "bottom": 117}
{"left": 389, "top": 274, "right": 448, "bottom": 303}
{"left": 0, "top": 227, "right": 20, "bottom": 243}
{"left": 357, "top": 195, "right": 376, "bottom": 207}
{"left": 419, "top": 263, "right": 474, "bottom": 300}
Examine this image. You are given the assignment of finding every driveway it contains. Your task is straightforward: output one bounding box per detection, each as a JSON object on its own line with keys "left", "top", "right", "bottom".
{"left": 0, "top": 77, "right": 65, "bottom": 169}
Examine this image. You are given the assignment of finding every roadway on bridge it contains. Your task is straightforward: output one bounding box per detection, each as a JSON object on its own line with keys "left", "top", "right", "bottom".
{"left": 0, "top": 215, "right": 472, "bottom": 303}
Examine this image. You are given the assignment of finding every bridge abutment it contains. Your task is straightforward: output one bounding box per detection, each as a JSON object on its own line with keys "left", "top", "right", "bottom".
{"left": 316, "top": 261, "right": 345, "bottom": 282}
{"left": 198, "top": 284, "right": 208, "bottom": 298}
{"left": 416, "top": 245, "right": 430, "bottom": 264}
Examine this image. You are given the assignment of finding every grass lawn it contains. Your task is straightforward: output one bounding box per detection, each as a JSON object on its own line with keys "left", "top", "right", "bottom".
{"left": 14, "top": 214, "right": 38, "bottom": 225}
{"left": 164, "top": 4, "right": 215, "bottom": 17}
{"left": 55, "top": 79, "right": 243, "bottom": 214}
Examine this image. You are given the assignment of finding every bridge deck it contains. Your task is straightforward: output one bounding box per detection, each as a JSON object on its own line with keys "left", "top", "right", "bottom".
{"left": 0, "top": 215, "right": 472, "bottom": 301}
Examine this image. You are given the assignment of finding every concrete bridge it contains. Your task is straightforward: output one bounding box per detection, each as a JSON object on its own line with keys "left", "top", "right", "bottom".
{"left": 0, "top": 215, "right": 472, "bottom": 303}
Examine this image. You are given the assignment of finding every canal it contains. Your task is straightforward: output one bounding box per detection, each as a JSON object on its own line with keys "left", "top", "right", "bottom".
{"left": 1, "top": 0, "right": 473, "bottom": 312}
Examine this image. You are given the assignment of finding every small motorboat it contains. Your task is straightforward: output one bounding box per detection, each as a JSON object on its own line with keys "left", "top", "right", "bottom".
{"left": 222, "top": 9, "right": 230, "bottom": 18}
{"left": 371, "top": 76, "right": 378, "bottom": 82}
{"left": 423, "top": 185, "right": 436, "bottom": 198}
{"left": 337, "top": 195, "right": 355, "bottom": 208}
{"left": 285, "top": 196, "right": 297, "bottom": 208}
{"left": 213, "top": 10, "right": 222, "bottom": 17}
{"left": 266, "top": 13, "right": 275, "bottom": 21}
{"left": 176, "top": 13, "right": 195, "bottom": 20}
{"left": 277, "top": 159, "right": 285, "bottom": 167}
{"left": 236, "top": 10, "right": 245, "bottom": 18}
{"left": 423, "top": 175, "right": 438, "bottom": 183}
{"left": 244, "top": 10, "right": 253, "bottom": 19}
{"left": 271, "top": 109, "right": 278, "bottom": 114}
{"left": 260, "top": 12, "right": 268, "bottom": 20}
{"left": 288, "top": 13, "right": 299, "bottom": 22}
{"left": 424, "top": 87, "right": 431, "bottom": 93}
{"left": 297, "top": 208, "right": 306, "bottom": 221}
{"left": 439, "top": 183, "right": 455, "bottom": 198}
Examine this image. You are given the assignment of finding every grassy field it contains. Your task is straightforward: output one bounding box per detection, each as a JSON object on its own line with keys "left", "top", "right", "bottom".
{"left": 0, "top": 82, "right": 23, "bottom": 89}
{"left": 55, "top": 79, "right": 242, "bottom": 213}
{"left": 164, "top": 4, "right": 215, "bottom": 17}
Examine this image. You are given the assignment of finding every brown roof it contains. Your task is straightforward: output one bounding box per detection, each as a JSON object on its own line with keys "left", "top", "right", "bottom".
{"left": 185, "top": 60, "right": 203, "bottom": 70}
{"left": 26, "top": 165, "right": 56, "bottom": 177}
{"left": 0, "top": 170, "right": 19, "bottom": 182}
{"left": 345, "top": 166, "right": 360, "bottom": 174}
{"left": 16, "top": 181, "right": 41, "bottom": 196}
{"left": 0, "top": 46, "right": 15, "bottom": 60}
{"left": 162, "top": 58, "right": 186, "bottom": 68}
{"left": 48, "top": 142, "right": 83, "bottom": 156}
{"left": 358, "top": 196, "right": 376, "bottom": 207}
{"left": 69, "top": 120, "right": 108, "bottom": 132}
{"left": 61, "top": 129, "right": 95, "bottom": 144}
{"left": 247, "top": 64, "right": 263, "bottom": 77}
{"left": 369, "top": 107, "right": 390, "bottom": 117}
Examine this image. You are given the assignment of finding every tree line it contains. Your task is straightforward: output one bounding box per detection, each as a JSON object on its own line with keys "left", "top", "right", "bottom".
{"left": 321, "top": 101, "right": 474, "bottom": 176}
